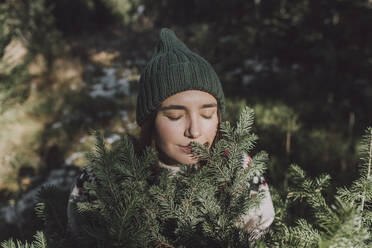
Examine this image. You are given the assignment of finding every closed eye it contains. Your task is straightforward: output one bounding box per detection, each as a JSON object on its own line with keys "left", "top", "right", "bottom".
{"left": 202, "top": 115, "right": 213, "bottom": 119}
{"left": 200, "top": 110, "right": 216, "bottom": 119}
{"left": 167, "top": 115, "right": 182, "bottom": 121}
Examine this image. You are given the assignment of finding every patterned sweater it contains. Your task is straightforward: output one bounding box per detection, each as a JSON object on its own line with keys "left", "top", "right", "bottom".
{"left": 67, "top": 153, "right": 275, "bottom": 241}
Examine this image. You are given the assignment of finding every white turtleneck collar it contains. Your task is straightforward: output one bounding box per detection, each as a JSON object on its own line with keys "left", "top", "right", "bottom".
{"left": 157, "top": 160, "right": 181, "bottom": 177}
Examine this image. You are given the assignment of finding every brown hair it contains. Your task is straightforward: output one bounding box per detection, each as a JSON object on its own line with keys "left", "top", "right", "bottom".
{"left": 137, "top": 112, "right": 157, "bottom": 153}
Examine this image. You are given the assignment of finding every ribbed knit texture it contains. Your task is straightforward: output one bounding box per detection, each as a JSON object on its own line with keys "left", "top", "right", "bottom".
{"left": 136, "top": 28, "right": 225, "bottom": 126}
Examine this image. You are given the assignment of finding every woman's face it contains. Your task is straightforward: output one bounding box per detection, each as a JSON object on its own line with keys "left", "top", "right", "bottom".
{"left": 155, "top": 90, "right": 219, "bottom": 165}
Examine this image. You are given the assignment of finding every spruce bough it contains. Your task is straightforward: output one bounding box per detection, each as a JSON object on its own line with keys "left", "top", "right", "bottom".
{"left": 3, "top": 109, "right": 371, "bottom": 248}
{"left": 267, "top": 128, "right": 372, "bottom": 247}
{"left": 75, "top": 106, "right": 267, "bottom": 247}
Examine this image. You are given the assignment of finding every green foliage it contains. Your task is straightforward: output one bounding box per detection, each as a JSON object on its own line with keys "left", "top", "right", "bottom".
{"left": 267, "top": 127, "right": 372, "bottom": 247}
{"left": 70, "top": 106, "right": 268, "bottom": 247}
{"left": 77, "top": 132, "right": 157, "bottom": 247}
{"left": 1, "top": 1, "right": 372, "bottom": 243}
{"left": 1, "top": 104, "right": 372, "bottom": 247}
{"left": 254, "top": 103, "right": 300, "bottom": 135}
{"left": 338, "top": 127, "right": 372, "bottom": 231}
{"left": 144, "top": 0, "right": 372, "bottom": 204}
{"left": 31, "top": 232, "right": 47, "bottom": 248}
{"left": 338, "top": 128, "right": 372, "bottom": 201}
{"left": 1, "top": 231, "right": 46, "bottom": 248}
{"left": 147, "top": 107, "right": 265, "bottom": 247}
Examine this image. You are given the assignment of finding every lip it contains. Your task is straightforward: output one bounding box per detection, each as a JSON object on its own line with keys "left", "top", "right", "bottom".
{"left": 179, "top": 145, "right": 192, "bottom": 154}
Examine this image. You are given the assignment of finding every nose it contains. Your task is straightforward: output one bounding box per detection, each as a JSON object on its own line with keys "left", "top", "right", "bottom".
{"left": 184, "top": 115, "right": 201, "bottom": 139}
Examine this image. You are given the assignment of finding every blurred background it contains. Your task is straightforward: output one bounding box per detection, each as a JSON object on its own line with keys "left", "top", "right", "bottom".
{"left": 1, "top": 0, "right": 372, "bottom": 242}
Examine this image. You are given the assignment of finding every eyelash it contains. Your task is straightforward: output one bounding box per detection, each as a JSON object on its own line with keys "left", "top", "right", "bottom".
{"left": 167, "top": 116, "right": 181, "bottom": 121}
{"left": 202, "top": 115, "right": 213, "bottom": 119}
{"left": 166, "top": 114, "right": 214, "bottom": 121}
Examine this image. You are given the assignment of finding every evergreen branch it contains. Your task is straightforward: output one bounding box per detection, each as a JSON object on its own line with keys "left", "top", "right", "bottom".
{"left": 219, "top": 121, "right": 234, "bottom": 141}
{"left": 287, "top": 165, "right": 330, "bottom": 202}
{"left": 287, "top": 164, "right": 337, "bottom": 234}
{"left": 239, "top": 133, "right": 258, "bottom": 154}
{"left": 337, "top": 187, "right": 357, "bottom": 206}
{"left": 360, "top": 127, "right": 372, "bottom": 220}
{"left": 289, "top": 219, "right": 321, "bottom": 247}
{"left": 32, "top": 232, "right": 47, "bottom": 248}
{"left": 0, "top": 231, "right": 46, "bottom": 248}
{"left": 34, "top": 202, "right": 46, "bottom": 221}
{"left": 149, "top": 182, "right": 177, "bottom": 220}
{"left": 363, "top": 210, "right": 372, "bottom": 227}
{"left": 236, "top": 106, "right": 255, "bottom": 136}
{"left": 56, "top": 106, "right": 270, "bottom": 246}
{"left": 190, "top": 141, "right": 210, "bottom": 160}
{"left": 289, "top": 163, "right": 306, "bottom": 181}
{"left": 196, "top": 183, "right": 220, "bottom": 216}
{"left": 89, "top": 133, "right": 124, "bottom": 211}
{"left": 245, "top": 151, "right": 268, "bottom": 178}
{"left": 1, "top": 239, "right": 16, "bottom": 248}
{"left": 319, "top": 204, "right": 369, "bottom": 248}
{"left": 338, "top": 127, "right": 372, "bottom": 231}
{"left": 206, "top": 145, "right": 230, "bottom": 185}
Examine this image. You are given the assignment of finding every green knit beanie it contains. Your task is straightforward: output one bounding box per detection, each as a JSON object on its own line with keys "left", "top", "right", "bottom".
{"left": 136, "top": 28, "right": 225, "bottom": 126}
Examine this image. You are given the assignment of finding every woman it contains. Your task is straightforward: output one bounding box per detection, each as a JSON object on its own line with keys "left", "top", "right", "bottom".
{"left": 68, "top": 28, "right": 274, "bottom": 241}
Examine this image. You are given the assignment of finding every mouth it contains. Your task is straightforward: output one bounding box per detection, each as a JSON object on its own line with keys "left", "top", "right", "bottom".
{"left": 179, "top": 142, "right": 210, "bottom": 154}
{"left": 179, "top": 145, "right": 192, "bottom": 154}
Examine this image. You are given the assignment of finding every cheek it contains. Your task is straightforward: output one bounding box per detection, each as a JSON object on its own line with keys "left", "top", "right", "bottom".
{"left": 202, "top": 117, "right": 219, "bottom": 142}
{"left": 155, "top": 117, "right": 183, "bottom": 146}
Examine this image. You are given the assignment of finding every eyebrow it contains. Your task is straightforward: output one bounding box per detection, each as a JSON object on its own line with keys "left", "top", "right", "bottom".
{"left": 159, "top": 103, "right": 217, "bottom": 111}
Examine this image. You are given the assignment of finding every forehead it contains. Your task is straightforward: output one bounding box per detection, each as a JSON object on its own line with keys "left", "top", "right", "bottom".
{"left": 161, "top": 90, "right": 217, "bottom": 106}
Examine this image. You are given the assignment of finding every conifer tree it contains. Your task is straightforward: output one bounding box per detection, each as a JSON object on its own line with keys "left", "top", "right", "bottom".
{"left": 267, "top": 127, "right": 372, "bottom": 247}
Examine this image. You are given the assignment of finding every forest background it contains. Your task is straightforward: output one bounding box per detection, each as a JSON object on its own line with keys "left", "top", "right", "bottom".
{"left": 1, "top": 0, "right": 372, "bottom": 243}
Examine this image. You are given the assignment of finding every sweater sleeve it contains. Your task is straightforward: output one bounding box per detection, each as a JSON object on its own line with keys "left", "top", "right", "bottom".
{"left": 240, "top": 153, "right": 275, "bottom": 239}
{"left": 67, "top": 169, "right": 96, "bottom": 235}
